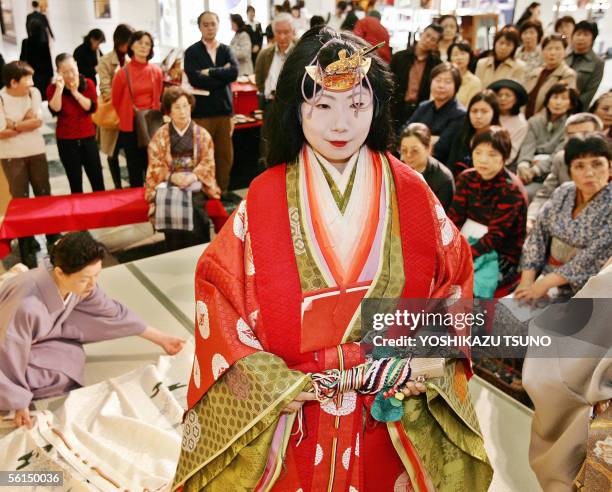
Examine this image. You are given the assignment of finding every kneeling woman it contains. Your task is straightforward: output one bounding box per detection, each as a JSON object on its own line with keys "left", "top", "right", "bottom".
{"left": 145, "top": 87, "right": 221, "bottom": 251}
{"left": 173, "top": 27, "right": 492, "bottom": 491}
{"left": 516, "top": 134, "right": 612, "bottom": 300}
{"left": 0, "top": 232, "right": 186, "bottom": 428}
{"left": 449, "top": 127, "right": 528, "bottom": 294}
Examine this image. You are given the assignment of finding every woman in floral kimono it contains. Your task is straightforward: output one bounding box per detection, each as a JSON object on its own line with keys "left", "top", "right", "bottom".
{"left": 173, "top": 27, "right": 493, "bottom": 492}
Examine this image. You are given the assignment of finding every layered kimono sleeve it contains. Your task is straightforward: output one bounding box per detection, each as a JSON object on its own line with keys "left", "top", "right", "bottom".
{"left": 173, "top": 200, "right": 310, "bottom": 491}
{"left": 62, "top": 286, "right": 147, "bottom": 343}
{"left": 0, "top": 305, "right": 38, "bottom": 411}
{"left": 193, "top": 126, "right": 221, "bottom": 199}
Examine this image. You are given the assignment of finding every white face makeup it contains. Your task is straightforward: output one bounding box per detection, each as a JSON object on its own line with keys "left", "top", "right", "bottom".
{"left": 300, "top": 88, "right": 374, "bottom": 165}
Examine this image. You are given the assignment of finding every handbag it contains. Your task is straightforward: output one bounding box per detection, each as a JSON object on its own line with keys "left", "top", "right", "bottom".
{"left": 124, "top": 66, "right": 163, "bottom": 148}
{"left": 92, "top": 96, "right": 120, "bottom": 129}
{"left": 154, "top": 182, "right": 194, "bottom": 232}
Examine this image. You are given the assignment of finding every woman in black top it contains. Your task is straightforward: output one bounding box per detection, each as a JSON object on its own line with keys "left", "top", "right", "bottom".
{"left": 73, "top": 29, "right": 106, "bottom": 85}
{"left": 447, "top": 90, "right": 500, "bottom": 176}
{"left": 400, "top": 123, "right": 455, "bottom": 210}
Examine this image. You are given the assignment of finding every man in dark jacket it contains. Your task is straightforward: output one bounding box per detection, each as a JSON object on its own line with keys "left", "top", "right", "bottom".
{"left": 26, "top": 1, "right": 54, "bottom": 42}
{"left": 566, "top": 20, "right": 604, "bottom": 109}
{"left": 390, "top": 24, "right": 442, "bottom": 131}
{"left": 184, "top": 11, "right": 238, "bottom": 193}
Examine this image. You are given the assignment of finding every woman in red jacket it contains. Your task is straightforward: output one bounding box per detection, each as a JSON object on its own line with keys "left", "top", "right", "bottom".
{"left": 47, "top": 53, "right": 104, "bottom": 193}
{"left": 112, "top": 30, "right": 163, "bottom": 187}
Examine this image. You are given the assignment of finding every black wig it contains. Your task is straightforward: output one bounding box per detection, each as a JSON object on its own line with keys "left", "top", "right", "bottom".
{"left": 264, "top": 27, "right": 395, "bottom": 167}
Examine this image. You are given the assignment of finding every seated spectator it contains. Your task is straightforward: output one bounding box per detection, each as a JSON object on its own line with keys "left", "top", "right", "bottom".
{"left": 447, "top": 90, "right": 500, "bottom": 176}
{"left": 566, "top": 20, "right": 604, "bottom": 109}
{"left": 47, "top": 53, "right": 104, "bottom": 194}
{"left": 554, "top": 15, "right": 575, "bottom": 41}
{"left": 437, "top": 14, "right": 461, "bottom": 62}
{"left": 516, "top": 84, "right": 580, "bottom": 199}
{"left": 449, "top": 41, "right": 481, "bottom": 107}
{"left": 404, "top": 62, "right": 466, "bottom": 164}
{"left": 0, "top": 61, "right": 54, "bottom": 268}
{"left": 449, "top": 126, "right": 527, "bottom": 290}
{"left": 525, "top": 34, "right": 576, "bottom": 118}
{"left": 516, "top": 20, "right": 543, "bottom": 74}
{"left": 475, "top": 26, "right": 526, "bottom": 88}
{"left": 73, "top": 28, "right": 105, "bottom": 86}
{"left": 516, "top": 134, "right": 612, "bottom": 300}
{"left": 590, "top": 90, "right": 612, "bottom": 141}
{"left": 353, "top": 10, "right": 391, "bottom": 63}
{"left": 399, "top": 122, "right": 455, "bottom": 209}
{"left": 488, "top": 79, "right": 528, "bottom": 164}
{"left": 527, "top": 112, "right": 604, "bottom": 231}
{"left": 230, "top": 14, "right": 254, "bottom": 76}
{"left": 145, "top": 87, "right": 221, "bottom": 252}
{"left": 390, "top": 23, "right": 442, "bottom": 129}
{"left": 0, "top": 231, "right": 186, "bottom": 428}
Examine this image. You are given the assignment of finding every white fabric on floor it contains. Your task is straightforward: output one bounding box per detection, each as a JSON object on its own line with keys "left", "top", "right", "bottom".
{"left": 0, "top": 340, "right": 195, "bottom": 491}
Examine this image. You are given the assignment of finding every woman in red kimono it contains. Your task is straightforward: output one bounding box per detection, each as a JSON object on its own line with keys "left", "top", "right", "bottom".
{"left": 173, "top": 27, "right": 492, "bottom": 492}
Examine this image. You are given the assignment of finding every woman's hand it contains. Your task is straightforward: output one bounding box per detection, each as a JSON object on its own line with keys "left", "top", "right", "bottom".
{"left": 170, "top": 173, "right": 198, "bottom": 189}
{"left": 401, "top": 380, "right": 427, "bottom": 396}
{"left": 140, "top": 326, "right": 186, "bottom": 355}
{"left": 517, "top": 162, "right": 535, "bottom": 184}
{"left": 514, "top": 280, "right": 549, "bottom": 302}
{"left": 14, "top": 408, "right": 33, "bottom": 429}
{"left": 282, "top": 392, "right": 317, "bottom": 414}
{"left": 158, "top": 334, "right": 186, "bottom": 355}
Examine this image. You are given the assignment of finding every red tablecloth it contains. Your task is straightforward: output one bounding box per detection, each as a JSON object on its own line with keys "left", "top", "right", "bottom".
{"left": 0, "top": 189, "right": 229, "bottom": 258}
{"left": 232, "top": 81, "right": 259, "bottom": 116}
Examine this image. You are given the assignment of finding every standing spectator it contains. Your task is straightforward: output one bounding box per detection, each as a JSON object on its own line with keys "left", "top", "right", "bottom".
{"left": 449, "top": 41, "right": 481, "bottom": 107}
{"left": 328, "top": 1, "right": 348, "bottom": 31}
{"left": 0, "top": 61, "right": 53, "bottom": 267}
{"left": 516, "top": 134, "right": 611, "bottom": 300}
{"left": 527, "top": 113, "right": 604, "bottom": 230}
{"left": 566, "top": 21, "right": 605, "bottom": 110}
{"left": 447, "top": 90, "right": 500, "bottom": 176}
{"left": 590, "top": 91, "right": 612, "bottom": 141}
{"left": 475, "top": 26, "right": 525, "bottom": 88}
{"left": 554, "top": 15, "right": 576, "bottom": 41}
{"left": 230, "top": 14, "right": 254, "bottom": 75}
{"left": 353, "top": 10, "right": 391, "bottom": 63}
{"left": 96, "top": 23, "right": 134, "bottom": 189}
{"left": 111, "top": 31, "right": 163, "bottom": 188}
{"left": 290, "top": 4, "right": 308, "bottom": 37}
{"left": 184, "top": 11, "right": 238, "bottom": 193}
{"left": 265, "top": 5, "right": 287, "bottom": 44}
{"left": 245, "top": 6, "right": 263, "bottom": 67}
{"left": 73, "top": 29, "right": 106, "bottom": 86}
{"left": 516, "top": 20, "right": 543, "bottom": 74}
{"left": 404, "top": 62, "right": 466, "bottom": 164}
{"left": 390, "top": 23, "right": 442, "bottom": 130}
{"left": 26, "top": 1, "right": 54, "bottom": 42}
{"left": 399, "top": 123, "right": 455, "bottom": 210}
{"left": 516, "top": 84, "right": 580, "bottom": 199}
{"left": 488, "top": 79, "right": 528, "bottom": 164}
{"left": 340, "top": 10, "right": 359, "bottom": 31}
{"left": 449, "top": 127, "right": 528, "bottom": 289}
{"left": 437, "top": 15, "right": 461, "bottom": 62}
{"left": 515, "top": 2, "right": 541, "bottom": 27}
{"left": 19, "top": 20, "right": 53, "bottom": 100}
{"left": 255, "top": 13, "right": 295, "bottom": 111}
{"left": 146, "top": 87, "right": 221, "bottom": 251}
{"left": 524, "top": 34, "right": 576, "bottom": 119}
{"left": 310, "top": 15, "right": 326, "bottom": 29}
{"left": 47, "top": 54, "right": 104, "bottom": 194}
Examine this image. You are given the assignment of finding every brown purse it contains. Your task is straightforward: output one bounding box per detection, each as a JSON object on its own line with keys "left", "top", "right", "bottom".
{"left": 92, "top": 96, "right": 119, "bottom": 130}
{"left": 124, "top": 66, "right": 163, "bottom": 148}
